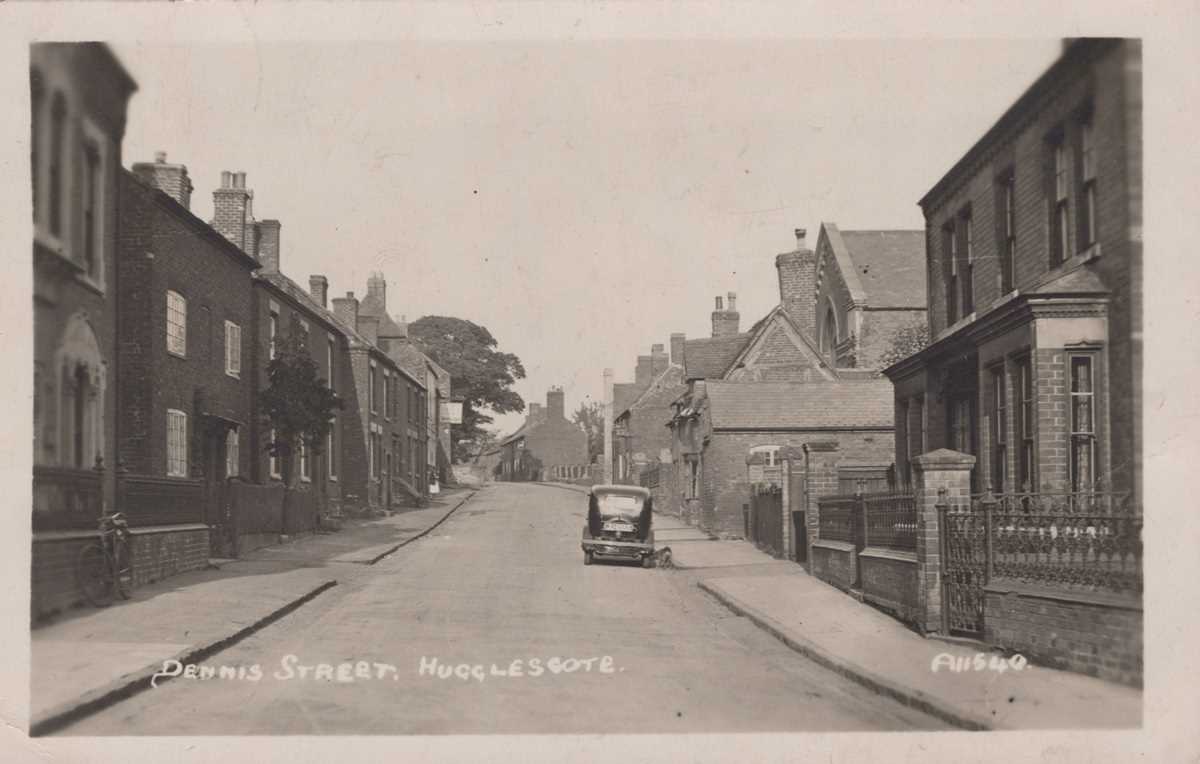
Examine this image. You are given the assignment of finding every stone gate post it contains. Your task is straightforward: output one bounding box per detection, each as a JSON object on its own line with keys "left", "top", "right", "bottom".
{"left": 911, "top": 448, "right": 976, "bottom": 634}
{"left": 802, "top": 441, "right": 839, "bottom": 569}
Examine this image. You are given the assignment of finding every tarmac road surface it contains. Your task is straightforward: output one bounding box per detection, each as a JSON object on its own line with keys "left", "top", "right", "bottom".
{"left": 66, "top": 482, "right": 946, "bottom": 734}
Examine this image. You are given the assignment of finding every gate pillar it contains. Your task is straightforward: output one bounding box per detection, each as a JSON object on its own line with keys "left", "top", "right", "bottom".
{"left": 912, "top": 449, "right": 975, "bottom": 634}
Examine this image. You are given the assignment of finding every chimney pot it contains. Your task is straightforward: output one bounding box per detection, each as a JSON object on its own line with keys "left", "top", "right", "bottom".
{"left": 155, "top": 150, "right": 167, "bottom": 163}
{"left": 715, "top": 296, "right": 723, "bottom": 311}
{"left": 795, "top": 228, "right": 808, "bottom": 249}
{"left": 727, "top": 292, "right": 737, "bottom": 311}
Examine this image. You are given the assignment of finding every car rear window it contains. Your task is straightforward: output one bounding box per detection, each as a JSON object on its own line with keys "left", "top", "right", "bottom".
{"left": 598, "top": 494, "right": 641, "bottom": 513}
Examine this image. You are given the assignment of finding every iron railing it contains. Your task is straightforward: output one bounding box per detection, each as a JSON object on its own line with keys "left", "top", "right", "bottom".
{"left": 818, "top": 490, "right": 916, "bottom": 552}
{"left": 863, "top": 492, "right": 918, "bottom": 551}
{"left": 977, "top": 491, "right": 1142, "bottom": 595}
{"left": 816, "top": 495, "right": 859, "bottom": 545}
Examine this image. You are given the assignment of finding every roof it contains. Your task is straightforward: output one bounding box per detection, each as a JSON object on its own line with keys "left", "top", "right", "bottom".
{"left": 359, "top": 294, "right": 407, "bottom": 338}
{"left": 683, "top": 333, "right": 752, "bottom": 380}
{"left": 589, "top": 484, "right": 650, "bottom": 498}
{"left": 705, "top": 379, "right": 894, "bottom": 430}
{"left": 612, "top": 383, "right": 643, "bottom": 416}
{"left": 257, "top": 271, "right": 425, "bottom": 388}
{"left": 838, "top": 230, "right": 927, "bottom": 309}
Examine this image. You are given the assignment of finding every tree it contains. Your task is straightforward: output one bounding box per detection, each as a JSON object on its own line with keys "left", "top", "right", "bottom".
{"left": 408, "top": 316, "right": 526, "bottom": 462}
{"left": 572, "top": 400, "right": 605, "bottom": 464}
{"left": 259, "top": 318, "right": 343, "bottom": 485}
{"left": 877, "top": 320, "right": 931, "bottom": 370}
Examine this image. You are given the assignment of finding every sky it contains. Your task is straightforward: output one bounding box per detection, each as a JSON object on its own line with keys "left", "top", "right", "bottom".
{"left": 111, "top": 39, "right": 1062, "bottom": 436}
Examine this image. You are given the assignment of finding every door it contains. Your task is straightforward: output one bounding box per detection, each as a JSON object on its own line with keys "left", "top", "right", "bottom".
{"left": 203, "top": 424, "right": 231, "bottom": 557}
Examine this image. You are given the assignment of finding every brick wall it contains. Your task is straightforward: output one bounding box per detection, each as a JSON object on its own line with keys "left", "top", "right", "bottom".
{"left": 984, "top": 587, "right": 1142, "bottom": 687}
{"left": 31, "top": 527, "right": 210, "bottom": 622}
{"left": 811, "top": 542, "right": 857, "bottom": 591}
{"left": 117, "top": 173, "right": 256, "bottom": 479}
{"left": 860, "top": 551, "right": 920, "bottom": 624}
{"left": 31, "top": 535, "right": 97, "bottom": 621}
{"left": 129, "top": 528, "right": 210, "bottom": 587}
{"left": 701, "top": 429, "right": 894, "bottom": 537}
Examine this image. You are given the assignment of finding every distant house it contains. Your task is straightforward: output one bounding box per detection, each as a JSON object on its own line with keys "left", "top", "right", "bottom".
{"left": 666, "top": 227, "right": 925, "bottom": 535}
{"left": 612, "top": 340, "right": 687, "bottom": 484}
{"left": 497, "top": 388, "right": 589, "bottom": 481}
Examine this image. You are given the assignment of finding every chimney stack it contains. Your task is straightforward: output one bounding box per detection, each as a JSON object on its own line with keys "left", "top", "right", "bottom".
{"left": 332, "top": 291, "right": 360, "bottom": 333}
{"left": 256, "top": 219, "right": 281, "bottom": 272}
{"left": 670, "top": 333, "right": 686, "bottom": 368}
{"left": 776, "top": 227, "right": 817, "bottom": 339}
{"left": 132, "top": 151, "right": 193, "bottom": 209}
{"left": 651, "top": 343, "right": 669, "bottom": 378}
{"left": 711, "top": 294, "right": 740, "bottom": 338}
{"left": 367, "top": 272, "right": 387, "bottom": 311}
{"left": 309, "top": 275, "right": 329, "bottom": 308}
{"left": 358, "top": 315, "right": 380, "bottom": 345}
{"left": 528, "top": 402, "right": 544, "bottom": 425}
{"left": 211, "top": 170, "right": 255, "bottom": 253}
{"left": 546, "top": 386, "right": 565, "bottom": 421}
{"left": 635, "top": 355, "right": 653, "bottom": 388}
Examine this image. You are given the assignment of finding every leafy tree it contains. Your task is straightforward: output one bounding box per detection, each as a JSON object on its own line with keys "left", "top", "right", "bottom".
{"left": 408, "top": 316, "right": 526, "bottom": 462}
{"left": 259, "top": 318, "right": 343, "bottom": 484}
{"left": 571, "top": 400, "right": 605, "bottom": 463}
{"left": 877, "top": 320, "right": 931, "bottom": 370}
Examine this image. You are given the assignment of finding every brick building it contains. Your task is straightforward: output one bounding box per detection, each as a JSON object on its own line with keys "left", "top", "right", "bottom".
{"left": 665, "top": 227, "right": 922, "bottom": 535}
{"left": 612, "top": 341, "right": 686, "bottom": 483}
{"left": 885, "top": 38, "right": 1142, "bottom": 500}
{"left": 882, "top": 39, "right": 1142, "bottom": 683}
{"left": 114, "top": 159, "right": 261, "bottom": 583}
{"left": 329, "top": 283, "right": 428, "bottom": 510}
{"left": 31, "top": 43, "right": 137, "bottom": 619}
{"left": 812, "top": 224, "right": 926, "bottom": 370}
{"left": 497, "top": 388, "right": 589, "bottom": 481}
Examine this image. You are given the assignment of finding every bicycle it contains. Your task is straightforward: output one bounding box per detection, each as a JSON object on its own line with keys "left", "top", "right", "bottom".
{"left": 76, "top": 511, "right": 133, "bottom": 607}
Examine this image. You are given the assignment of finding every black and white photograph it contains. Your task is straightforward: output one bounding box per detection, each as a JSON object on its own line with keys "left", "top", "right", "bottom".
{"left": 4, "top": 3, "right": 1197, "bottom": 762}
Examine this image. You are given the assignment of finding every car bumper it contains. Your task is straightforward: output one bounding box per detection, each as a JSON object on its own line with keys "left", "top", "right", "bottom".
{"left": 581, "top": 538, "right": 654, "bottom": 557}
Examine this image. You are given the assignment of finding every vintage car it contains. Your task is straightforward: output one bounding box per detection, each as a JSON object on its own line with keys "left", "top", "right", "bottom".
{"left": 581, "top": 484, "right": 655, "bottom": 567}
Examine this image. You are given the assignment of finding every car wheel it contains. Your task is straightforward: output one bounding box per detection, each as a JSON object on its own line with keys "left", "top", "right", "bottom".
{"left": 642, "top": 555, "right": 654, "bottom": 569}
{"left": 584, "top": 551, "right": 594, "bottom": 565}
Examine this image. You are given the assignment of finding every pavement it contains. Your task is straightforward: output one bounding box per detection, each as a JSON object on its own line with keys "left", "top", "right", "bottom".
{"left": 539, "top": 482, "right": 1142, "bottom": 730}
{"left": 56, "top": 482, "right": 947, "bottom": 734}
{"left": 29, "top": 487, "right": 477, "bottom": 735}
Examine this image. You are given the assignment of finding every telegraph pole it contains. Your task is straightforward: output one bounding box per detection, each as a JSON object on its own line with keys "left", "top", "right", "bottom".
{"left": 602, "top": 367, "right": 613, "bottom": 485}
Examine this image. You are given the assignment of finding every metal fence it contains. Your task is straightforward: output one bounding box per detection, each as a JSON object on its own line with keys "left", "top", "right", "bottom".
{"left": 979, "top": 491, "right": 1142, "bottom": 595}
{"left": 816, "top": 495, "right": 859, "bottom": 544}
{"left": 863, "top": 492, "right": 917, "bottom": 551}
{"left": 817, "top": 491, "right": 916, "bottom": 552}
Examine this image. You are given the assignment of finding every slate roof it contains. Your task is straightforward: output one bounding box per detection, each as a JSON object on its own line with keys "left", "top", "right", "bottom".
{"left": 704, "top": 379, "right": 894, "bottom": 430}
{"left": 612, "top": 383, "right": 643, "bottom": 416}
{"left": 683, "top": 333, "right": 753, "bottom": 380}
{"left": 838, "top": 230, "right": 927, "bottom": 309}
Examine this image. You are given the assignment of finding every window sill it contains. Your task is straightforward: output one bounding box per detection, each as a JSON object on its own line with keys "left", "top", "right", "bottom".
{"left": 1077, "top": 241, "right": 1102, "bottom": 263}
{"left": 300, "top": 476, "right": 312, "bottom": 483}
{"left": 34, "top": 229, "right": 74, "bottom": 265}
{"left": 269, "top": 473, "right": 282, "bottom": 481}
{"left": 226, "top": 371, "right": 240, "bottom": 380}
{"left": 167, "top": 348, "right": 187, "bottom": 360}
{"left": 328, "top": 475, "right": 338, "bottom": 482}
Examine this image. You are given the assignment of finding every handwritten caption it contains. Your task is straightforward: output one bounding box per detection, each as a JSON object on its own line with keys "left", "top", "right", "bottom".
{"left": 930, "top": 652, "right": 1028, "bottom": 674}
{"left": 150, "top": 653, "right": 623, "bottom": 688}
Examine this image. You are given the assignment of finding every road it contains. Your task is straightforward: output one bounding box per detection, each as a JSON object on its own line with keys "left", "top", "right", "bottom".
{"left": 66, "top": 483, "right": 946, "bottom": 734}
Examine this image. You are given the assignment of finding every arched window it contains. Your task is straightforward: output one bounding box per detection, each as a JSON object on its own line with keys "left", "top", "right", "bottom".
{"left": 48, "top": 92, "right": 67, "bottom": 238}
{"left": 821, "top": 305, "right": 837, "bottom": 366}
{"left": 54, "top": 314, "right": 106, "bottom": 470}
